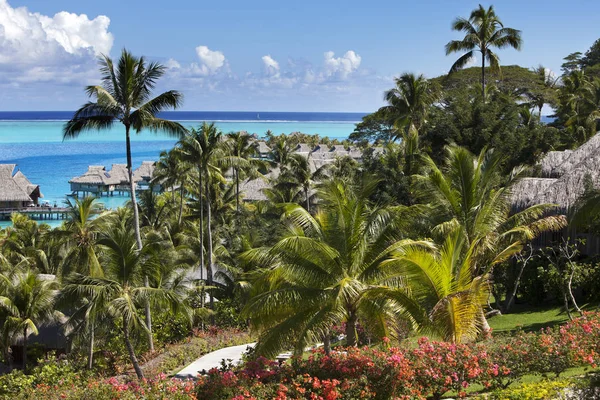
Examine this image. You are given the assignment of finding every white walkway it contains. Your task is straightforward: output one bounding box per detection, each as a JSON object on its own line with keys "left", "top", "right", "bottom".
{"left": 175, "top": 342, "right": 256, "bottom": 379}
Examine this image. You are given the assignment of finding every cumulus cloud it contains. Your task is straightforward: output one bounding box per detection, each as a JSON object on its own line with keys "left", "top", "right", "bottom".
{"left": 261, "top": 55, "right": 280, "bottom": 76}
{"left": 323, "top": 50, "right": 361, "bottom": 79}
{"left": 195, "top": 45, "right": 226, "bottom": 74}
{"left": 0, "top": 0, "right": 113, "bottom": 66}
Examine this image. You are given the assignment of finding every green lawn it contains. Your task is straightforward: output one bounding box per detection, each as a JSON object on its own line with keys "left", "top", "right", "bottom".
{"left": 487, "top": 304, "right": 572, "bottom": 333}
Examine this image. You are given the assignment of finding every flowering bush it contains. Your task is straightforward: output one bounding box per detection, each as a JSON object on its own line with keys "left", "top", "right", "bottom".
{"left": 11, "top": 312, "right": 600, "bottom": 400}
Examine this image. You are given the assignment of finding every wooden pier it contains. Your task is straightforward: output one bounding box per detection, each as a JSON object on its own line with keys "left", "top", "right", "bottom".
{"left": 0, "top": 207, "right": 70, "bottom": 221}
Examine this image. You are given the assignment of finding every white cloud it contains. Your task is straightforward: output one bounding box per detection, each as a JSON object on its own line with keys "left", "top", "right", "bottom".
{"left": 261, "top": 55, "right": 280, "bottom": 76}
{"left": 323, "top": 50, "right": 361, "bottom": 79}
{"left": 0, "top": 0, "right": 113, "bottom": 66}
{"left": 195, "top": 45, "right": 226, "bottom": 74}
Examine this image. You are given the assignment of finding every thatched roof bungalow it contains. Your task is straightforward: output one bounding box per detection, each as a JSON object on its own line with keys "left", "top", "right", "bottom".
{"left": 510, "top": 177, "right": 557, "bottom": 209}
{"left": 0, "top": 164, "right": 42, "bottom": 209}
{"left": 133, "top": 161, "right": 157, "bottom": 190}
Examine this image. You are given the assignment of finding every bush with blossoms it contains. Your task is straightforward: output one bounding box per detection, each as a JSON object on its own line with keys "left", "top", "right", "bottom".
{"left": 10, "top": 312, "right": 600, "bottom": 400}
{"left": 196, "top": 312, "right": 600, "bottom": 400}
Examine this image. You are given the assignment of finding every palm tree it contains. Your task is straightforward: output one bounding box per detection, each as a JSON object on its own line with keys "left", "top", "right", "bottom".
{"left": 1, "top": 214, "right": 54, "bottom": 274}
{"left": 59, "top": 196, "right": 107, "bottom": 369}
{"left": 0, "top": 270, "right": 58, "bottom": 371}
{"left": 383, "top": 73, "right": 439, "bottom": 137}
{"left": 153, "top": 149, "right": 191, "bottom": 225}
{"left": 275, "top": 153, "right": 329, "bottom": 212}
{"left": 226, "top": 131, "right": 263, "bottom": 214}
{"left": 244, "top": 179, "right": 431, "bottom": 357}
{"left": 445, "top": 4, "right": 522, "bottom": 100}
{"left": 395, "top": 228, "right": 490, "bottom": 343}
{"left": 64, "top": 50, "right": 186, "bottom": 352}
{"left": 415, "top": 145, "right": 566, "bottom": 329}
{"left": 61, "top": 221, "right": 187, "bottom": 379}
{"left": 178, "top": 122, "right": 246, "bottom": 309}
{"left": 63, "top": 48, "right": 186, "bottom": 250}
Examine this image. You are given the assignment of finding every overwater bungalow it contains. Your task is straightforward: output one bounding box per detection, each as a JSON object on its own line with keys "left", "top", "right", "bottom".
{"left": 69, "top": 162, "right": 158, "bottom": 197}
{"left": 133, "top": 161, "right": 158, "bottom": 191}
{"left": 0, "top": 164, "right": 42, "bottom": 210}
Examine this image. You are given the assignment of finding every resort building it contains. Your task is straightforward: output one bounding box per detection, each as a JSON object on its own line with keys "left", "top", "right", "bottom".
{"left": 133, "top": 161, "right": 159, "bottom": 191}
{"left": 69, "top": 162, "right": 158, "bottom": 196}
{"left": 0, "top": 164, "right": 42, "bottom": 210}
{"left": 512, "top": 133, "right": 600, "bottom": 254}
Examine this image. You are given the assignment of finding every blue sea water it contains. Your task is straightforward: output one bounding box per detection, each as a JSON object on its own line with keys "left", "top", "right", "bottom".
{"left": 0, "top": 111, "right": 364, "bottom": 227}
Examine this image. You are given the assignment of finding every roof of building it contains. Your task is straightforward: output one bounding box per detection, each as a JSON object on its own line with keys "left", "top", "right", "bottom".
{"left": 133, "top": 161, "right": 156, "bottom": 182}
{"left": 0, "top": 164, "right": 41, "bottom": 202}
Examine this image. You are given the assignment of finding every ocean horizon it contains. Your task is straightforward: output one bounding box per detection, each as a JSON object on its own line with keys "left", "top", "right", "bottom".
{"left": 0, "top": 111, "right": 364, "bottom": 226}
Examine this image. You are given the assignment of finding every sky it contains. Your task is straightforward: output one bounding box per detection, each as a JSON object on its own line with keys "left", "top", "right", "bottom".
{"left": 0, "top": 0, "right": 599, "bottom": 112}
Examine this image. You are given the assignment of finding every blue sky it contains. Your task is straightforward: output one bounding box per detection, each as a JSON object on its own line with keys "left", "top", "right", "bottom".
{"left": 1, "top": 0, "right": 599, "bottom": 112}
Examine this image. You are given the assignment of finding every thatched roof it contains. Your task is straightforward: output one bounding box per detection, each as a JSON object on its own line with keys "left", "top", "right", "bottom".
{"left": 0, "top": 164, "right": 39, "bottom": 202}
{"left": 12, "top": 170, "right": 42, "bottom": 198}
{"left": 295, "top": 143, "right": 314, "bottom": 154}
{"left": 533, "top": 153, "right": 600, "bottom": 209}
{"left": 240, "top": 177, "right": 270, "bottom": 201}
{"left": 540, "top": 150, "right": 573, "bottom": 178}
{"left": 511, "top": 177, "right": 557, "bottom": 209}
{"left": 109, "top": 164, "right": 129, "bottom": 184}
{"left": 133, "top": 161, "right": 156, "bottom": 182}
{"left": 257, "top": 141, "right": 271, "bottom": 154}
{"left": 69, "top": 166, "right": 117, "bottom": 185}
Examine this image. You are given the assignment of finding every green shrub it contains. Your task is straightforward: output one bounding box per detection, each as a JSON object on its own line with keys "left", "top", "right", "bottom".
{"left": 483, "top": 379, "right": 573, "bottom": 400}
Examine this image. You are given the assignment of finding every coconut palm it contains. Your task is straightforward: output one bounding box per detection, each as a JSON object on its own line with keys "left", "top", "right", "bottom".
{"left": 383, "top": 73, "right": 439, "bottom": 137}
{"left": 243, "top": 178, "right": 431, "bottom": 357}
{"left": 153, "top": 149, "right": 191, "bottom": 224}
{"left": 226, "top": 131, "right": 264, "bottom": 214}
{"left": 1, "top": 214, "right": 53, "bottom": 273}
{"left": 415, "top": 145, "right": 566, "bottom": 330}
{"left": 178, "top": 122, "right": 247, "bottom": 309}
{"left": 0, "top": 270, "right": 58, "bottom": 371}
{"left": 59, "top": 196, "right": 109, "bottom": 369}
{"left": 394, "top": 228, "right": 490, "bottom": 343}
{"left": 275, "top": 153, "right": 329, "bottom": 212}
{"left": 61, "top": 221, "right": 187, "bottom": 379}
{"left": 63, "top": 49, "right": 186, "bottom": 251}
{"left": 445, "top": 4, "right": 522, "bottom": 100}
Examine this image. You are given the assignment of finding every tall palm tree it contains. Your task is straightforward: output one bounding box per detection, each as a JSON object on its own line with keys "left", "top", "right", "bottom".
{"left": 178, "top": 122, "right": 246, "bottom": 309}
{"left": 64, "top": 50, "right": 186, "bottom": 352}
{"left": 445, "top": 4, "right": 522, "bottom": 100}
{"left": 59, "top": 196, "right": 107, "bottom": 369}
{"left": 153, "top": 149, "right": 191, "bottom": 224}
{"left": 63, "top": 49, "right": 186, "bottom": 250}
{"left": 226, "top": 131, "right": 263, "bottom": 214}
{"left": 62, "top": 221, "right": 187, "bottom": 379}
{"left": 383, "top": 73, "right": 439, "bottom": 137}
{"left": 244, "top": 179, "right": 431, "bottom": 357}
{"left": 275, "top": 153, "right": 329, "bottom": 212}
{"left": 0, "top": 270, "right": 58, "bottom": 371}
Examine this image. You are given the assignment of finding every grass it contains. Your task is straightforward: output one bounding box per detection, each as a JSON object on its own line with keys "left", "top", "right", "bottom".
{"left": 487, "top": 304, "right": 571, "bottom": 333}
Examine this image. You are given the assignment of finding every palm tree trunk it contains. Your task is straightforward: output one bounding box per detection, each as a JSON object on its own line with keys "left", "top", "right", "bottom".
{"left": 346, "top": 312, "right": 358, "bottom": 347}
{"left": 6, "top": 346, "right": 13, "bottom": 372}
{"left": 126, "top": 125, "right": 154, "bottom": 352}
{"left": 323, "top": 331, "right": 331, "bottom": 355}
{"left": 205, "top": 180, "right": 215, "bottom": 312}
{"left": 178, "top": 185, "right": 184, "bottom": 225}
{"left": 481, "top": 52, "right": 486, "bottom": 101}
{"left": 87, "top": 322, "right": 95, "bottom": 370}
{"left": 123, "top": 317, "right": 144, "bottom": 379}
{"left": 235, "top": 168, "right": 240, "bottom": 215}
{"left": 125, "top": 125, "right": 142, "bottom": 251}
{"left": 305, "top": 186, "right": 310, "bottom": 212}
{"left": 144, "top": 274, "right": 154, "bottom": 352}
{"left": 22, "top": 327, "right": 27, "bottom": 371}
{"left": 198, "top": 166, "right": 205, "bottom": 281}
